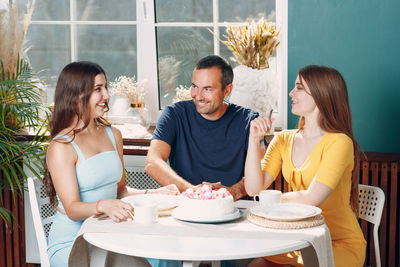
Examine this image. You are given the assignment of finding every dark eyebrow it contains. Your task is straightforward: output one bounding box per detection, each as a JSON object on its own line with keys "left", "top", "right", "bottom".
{"left": 295, "top": 82, "right": 303, "bottom": 86}
{"left": 191, "top": 83, "right": 212, "bottom": 89}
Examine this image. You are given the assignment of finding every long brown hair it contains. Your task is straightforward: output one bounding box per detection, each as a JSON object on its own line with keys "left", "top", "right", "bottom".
{"left": 43, "top": 61, "right": 110, "bottom": 208}
{"left": 297, "top": 65, "right": 362, "bottom": 213}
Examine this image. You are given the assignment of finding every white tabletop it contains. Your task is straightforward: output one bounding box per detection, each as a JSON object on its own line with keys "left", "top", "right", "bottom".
{"left": 70, "top": 200, "right": 333, "bottom": 267}
{"left": 84, "top": 232, "right": 308, "bottom": 261}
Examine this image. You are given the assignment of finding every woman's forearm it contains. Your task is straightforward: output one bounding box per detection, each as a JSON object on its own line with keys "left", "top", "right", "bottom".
{"left": 63, "top": 200, "right": 100, "bottom": 221}
{"left": 281, "top": 180, "right": 332, "bottom": 206}
{"left": 244, "top": 137, "right": 266, "bottom": 196}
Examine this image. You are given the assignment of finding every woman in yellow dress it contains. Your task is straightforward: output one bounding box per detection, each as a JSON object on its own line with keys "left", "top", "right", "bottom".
{"left": 244, "top": 65, "right": 366, "bottom": 267}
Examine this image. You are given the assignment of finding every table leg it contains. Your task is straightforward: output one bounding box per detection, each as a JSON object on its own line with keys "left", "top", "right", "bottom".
{"left": 181, "top": 261, "right": 220, "bottom": 267}
{"left": 88, "top": 245, "right": 107, "bottom": 266}
{"left": 182, "top": 261, "right": 200, "bottom": 267}
{"left": 300, "top": 245, "right": 319, "bottom": 267}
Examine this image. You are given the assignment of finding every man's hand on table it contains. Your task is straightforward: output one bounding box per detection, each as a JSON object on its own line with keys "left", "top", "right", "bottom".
{"left": 202, "top": 181, "right": 245, "bottom": 201}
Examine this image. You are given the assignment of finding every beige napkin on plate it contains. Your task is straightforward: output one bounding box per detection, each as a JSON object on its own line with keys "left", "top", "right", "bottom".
{"left": 158, "top": 207, "right": 176, "bottom": 217}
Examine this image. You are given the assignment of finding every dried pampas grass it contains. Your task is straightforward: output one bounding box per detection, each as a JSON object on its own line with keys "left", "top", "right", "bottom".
{"left": 0, "top": 0, "right": 35, "bottom": 77}
{"left": 210, "top": 18, "right": 280, "bottom": 69}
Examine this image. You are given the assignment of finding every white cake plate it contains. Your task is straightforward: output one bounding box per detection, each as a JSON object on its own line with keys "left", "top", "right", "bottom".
{"left": 172, "top": 208, "right": 242, "bottom": 224}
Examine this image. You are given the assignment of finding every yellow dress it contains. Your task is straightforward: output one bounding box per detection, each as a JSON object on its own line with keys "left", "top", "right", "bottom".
{"left": 260, "top": 130, "right": 366, "bottom": 267}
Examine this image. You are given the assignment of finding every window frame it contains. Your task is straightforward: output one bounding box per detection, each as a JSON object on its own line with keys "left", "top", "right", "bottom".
{"left": 27, "top": 0, "right": 288, "bottom": 129}
{"left": 137, "top": 0, "right": 288, "bottom": 128}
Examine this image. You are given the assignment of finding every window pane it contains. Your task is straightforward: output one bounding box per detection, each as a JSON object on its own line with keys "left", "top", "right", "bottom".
{"left": 25, "top": 24, "right": 70, "bottom": 104}
{"left": 18, "top": 0, "right": 69, "bottom": 21}
{"left": 76, "top": 0, "right": 136, "bottom": 21}
{"left": 76, "top": 25, "right": 137, "bottom": 83}
{"left": 155, "top": 0, "right": 212, "bottom": 22}
{"left": 219, "top": 0, "right": 275, "bottom": 22}
{"left": 156, "top": 27, "right": 213, "bottom": 108}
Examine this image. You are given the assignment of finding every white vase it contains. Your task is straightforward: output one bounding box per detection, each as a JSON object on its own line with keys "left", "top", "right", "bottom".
{"left": 229, "top": 65, "right": 279, "bottom": 117}
{"left": 109, "top": 95, "right": 131, "bottom": 117}
{"left": 108, "top": 96, "right": 150, "bottom": 128}
{"left": 126, "top": 102, "right": 150, "bottom": 129}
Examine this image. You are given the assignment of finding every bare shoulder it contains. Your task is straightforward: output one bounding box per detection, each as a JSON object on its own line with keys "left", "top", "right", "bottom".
{"left": 47, "top": 139, "right": 77, "bottom": 166}
{"left": 110, "top": 126, "right": 124, "bottom": 152}
{"left": 110, "top": 126, "right": 122, "bottom": 140}
{"left": 47, "top": 139, "right": 74, "bottom": 156}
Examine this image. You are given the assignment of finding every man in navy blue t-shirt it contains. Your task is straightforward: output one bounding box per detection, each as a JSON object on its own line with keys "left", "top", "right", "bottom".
{"left": 146, "top": 55, "right": 259, "bottom": 200}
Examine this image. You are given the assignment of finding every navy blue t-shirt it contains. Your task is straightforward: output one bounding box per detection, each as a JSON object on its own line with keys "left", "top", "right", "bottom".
{"left": 153, "top": 100, "right": 259, "bottom": 186}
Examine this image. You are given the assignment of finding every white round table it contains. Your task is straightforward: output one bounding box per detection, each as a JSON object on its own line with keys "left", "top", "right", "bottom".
{"left": 81, "top": 200, "right": 325, "bottom": 267}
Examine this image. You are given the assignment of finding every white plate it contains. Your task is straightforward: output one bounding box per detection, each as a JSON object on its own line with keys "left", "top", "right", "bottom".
{"left": 172, "top": 208, "right": 242, "bottom": 223}
{"left": 122, "top": 194, "right": 179, "bottom": 211}
{"left": 250, "top": 203, "right": 321, "bottom": 222}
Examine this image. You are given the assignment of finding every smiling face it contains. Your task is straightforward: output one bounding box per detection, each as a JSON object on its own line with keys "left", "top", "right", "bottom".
{"left": 289, "top": 75, "right": 318, "bottom": 117}
{"left": 88, "top": 73, "right": 109, "bottom": 119}
{"left": 191, "top": 66, "right": 232, "bottom": 120}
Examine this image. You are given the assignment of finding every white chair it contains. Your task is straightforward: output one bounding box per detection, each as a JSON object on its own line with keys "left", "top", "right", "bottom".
{"left": 27, "top": 177, "right": 53, "bottom": 267}
{"left": 28, "top": 177, "right": 148, "bottom": 267}
{"left": 358, "top": 184, "right": 385, "bottom": 267}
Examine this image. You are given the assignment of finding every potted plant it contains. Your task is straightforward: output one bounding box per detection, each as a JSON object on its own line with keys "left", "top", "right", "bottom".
{"left": 0, "top": 58, "right": 49, "bottom": 224}
{"left": 0, "top": 0, "right": 49, "bottom": 225}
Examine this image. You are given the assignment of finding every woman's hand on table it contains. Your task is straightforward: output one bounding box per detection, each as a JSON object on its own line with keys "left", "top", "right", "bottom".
{"left": 96, "top": 199, "right": 134, "bottom": 222}
{"left": 151, "top": 184, "right": 180, "bottom": 195}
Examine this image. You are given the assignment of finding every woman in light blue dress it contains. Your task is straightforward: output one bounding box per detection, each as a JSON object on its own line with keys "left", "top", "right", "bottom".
{"left": 44, "top": 61, "right": 180, "bottom": 267}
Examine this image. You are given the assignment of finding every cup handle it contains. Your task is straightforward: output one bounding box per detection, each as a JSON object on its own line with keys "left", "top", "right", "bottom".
{"left": 253, "top": 194, "right": 259, "bottom": 202}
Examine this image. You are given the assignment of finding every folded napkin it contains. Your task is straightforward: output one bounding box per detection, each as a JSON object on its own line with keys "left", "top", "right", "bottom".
{"left": 158, "top": 207, "right": 176, "bottom": 217}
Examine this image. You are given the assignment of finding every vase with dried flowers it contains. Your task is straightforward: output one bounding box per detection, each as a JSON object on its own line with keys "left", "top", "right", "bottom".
{"left": 108, "top": 75, "right": 149, "bottom": 128}
{"left": 213, "top": 18, "right": 281, "bottom": 117}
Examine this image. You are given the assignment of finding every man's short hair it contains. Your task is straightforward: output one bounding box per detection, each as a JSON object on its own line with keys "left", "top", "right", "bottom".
{"left": 195, "top": 55, "right": 233, "bottom": 89}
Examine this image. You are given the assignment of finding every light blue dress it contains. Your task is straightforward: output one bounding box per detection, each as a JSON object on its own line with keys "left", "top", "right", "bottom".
{"left": 47, "top": 126, "right": 123, "bottom": 267}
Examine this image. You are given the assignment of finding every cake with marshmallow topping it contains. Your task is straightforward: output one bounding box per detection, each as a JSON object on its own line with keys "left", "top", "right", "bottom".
{"left": 177, "top": 185, "right": 234, "bottom": 218}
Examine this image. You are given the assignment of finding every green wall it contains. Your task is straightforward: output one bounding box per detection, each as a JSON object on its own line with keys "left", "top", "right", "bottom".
{"left": 287, "top": 0, "right": 400, "bottom": 153}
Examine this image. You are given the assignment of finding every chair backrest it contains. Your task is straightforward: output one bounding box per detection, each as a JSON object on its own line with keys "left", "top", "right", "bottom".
{"left": 27, "top": 177, "right": 55, "bottom": 267}
{"left": 358, "top": 184, "right": 385, "bottom": 267}
{"left": 358, "top": 184, "right": 385, "bottom": 224}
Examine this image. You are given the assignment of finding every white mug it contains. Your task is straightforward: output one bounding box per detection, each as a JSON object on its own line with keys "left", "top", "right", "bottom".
{"left": 133, "top": 201, "right": 157, "bottom": 224}
{"left": 254, "top": 190, "right": 281, "bottom": 205}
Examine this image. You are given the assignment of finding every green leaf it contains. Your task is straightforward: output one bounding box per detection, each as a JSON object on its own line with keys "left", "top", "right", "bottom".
{"left": 0, "top": 57, "right": 50, "bottom": 224}
{"left": 0, "top": 208, "right": 12, "bottom": 225}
